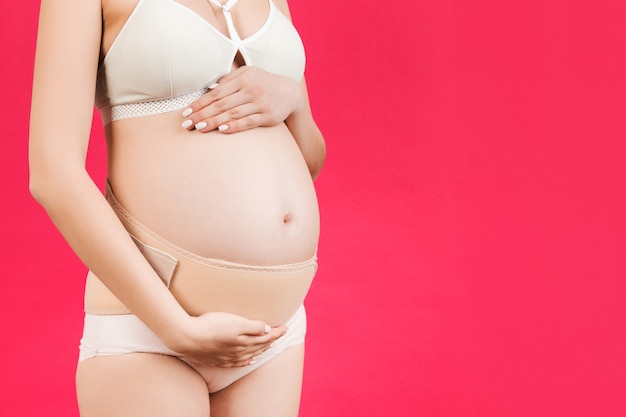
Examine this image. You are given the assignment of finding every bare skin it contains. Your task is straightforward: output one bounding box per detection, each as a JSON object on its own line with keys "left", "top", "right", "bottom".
{"left": 30, "top": 0, "right": 325, "bottom": 415}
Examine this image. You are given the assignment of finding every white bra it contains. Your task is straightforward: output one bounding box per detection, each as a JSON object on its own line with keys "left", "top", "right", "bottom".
{"left": 95, "top": 0, "right": 306, "bottom": 124}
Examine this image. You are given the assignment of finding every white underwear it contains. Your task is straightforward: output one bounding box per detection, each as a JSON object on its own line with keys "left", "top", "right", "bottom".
{"left": 78, "top": 305, "right": 306, "bottom": 393}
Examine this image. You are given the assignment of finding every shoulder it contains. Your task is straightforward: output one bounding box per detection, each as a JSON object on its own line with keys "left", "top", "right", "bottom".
{"left": 271, "top": 0, "right": 293, "bottom": 19}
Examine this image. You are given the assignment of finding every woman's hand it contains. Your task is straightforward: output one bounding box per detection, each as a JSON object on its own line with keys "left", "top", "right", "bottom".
{"left": 166, "top": 311, "right": 287, "bottom": 368}
{"left": 181, "top": 66, "right": 304, "bottom": 134}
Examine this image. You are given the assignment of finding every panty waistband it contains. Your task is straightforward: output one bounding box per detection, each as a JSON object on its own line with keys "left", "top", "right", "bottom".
{"left": 84, "top": 181, "right": 317, "bottom": 324}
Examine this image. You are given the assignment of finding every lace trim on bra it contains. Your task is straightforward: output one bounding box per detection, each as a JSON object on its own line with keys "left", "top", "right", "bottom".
{"left": 99, "top": 87, "right": 209, "bottom": 125}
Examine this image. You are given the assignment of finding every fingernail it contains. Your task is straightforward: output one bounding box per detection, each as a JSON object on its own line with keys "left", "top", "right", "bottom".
{"left": 181, "top": 119, "right": 193, "bottom": 129}
{"left": 218, "top": 124, "right": 229, "bottom": 132}
{"left": 264, "top": 324, "right": 271, "bottom": 334}
{"left": 249, "top": 360, "right": 257, "bottom": 365}
{"left": 195, "top": 122, "right": 207, "bottom": 130}
{"left": 208, "top": 82, "right": 219, "bottom": 89}
{"left": 182, "top": 108, "right": 192, "bottom": 117}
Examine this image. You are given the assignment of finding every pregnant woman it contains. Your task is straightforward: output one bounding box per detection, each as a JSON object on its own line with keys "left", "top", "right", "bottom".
{"left": 29, "top": 0, "right": 325, "bottom": 416}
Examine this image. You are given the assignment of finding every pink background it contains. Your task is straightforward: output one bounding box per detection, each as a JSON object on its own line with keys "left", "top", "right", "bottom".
{"left": 2, "top": 0, "right": 625, "bottom": 416}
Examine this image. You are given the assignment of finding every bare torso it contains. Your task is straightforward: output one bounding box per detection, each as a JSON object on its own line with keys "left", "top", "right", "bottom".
{"left": 100, "top": 0, "right": 320, "bottom": 318}
{"left": 105, "top": 114, "right": 320, "bottom": 266}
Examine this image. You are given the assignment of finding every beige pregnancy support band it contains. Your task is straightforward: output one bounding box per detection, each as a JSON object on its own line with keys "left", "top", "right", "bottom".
{"left": 84, "top": 182, "right": 317, "bottom": 326}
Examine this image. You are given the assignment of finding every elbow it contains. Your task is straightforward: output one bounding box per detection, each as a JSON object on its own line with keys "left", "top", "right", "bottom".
{"left": 28, "top": 164, "right": 80, "bottom": 207}
{"left": 29, "top": 171, "right": 51, "bottom": 206}
{"left": 29, "top": 163, "right": 93, "bottom": 212}
{"left": 28, "top": 145, "right": 89, "bottom": 207}
{"left": 29, "top": 142, "right": 55, "bottom": 205}
{"left": 28, "top": 158, "right": 45, "bottom": 203}
{"left": 29, "top": 157, "right": 56, "bottom": 205}
{"left": 309, "top": 141, "right": 326, "bottom": 181}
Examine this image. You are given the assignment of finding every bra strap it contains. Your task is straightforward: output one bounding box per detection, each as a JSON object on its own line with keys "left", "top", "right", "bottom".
{"left": 209, "top": 0, "right": 243, "bottom": 44}
{"left": 209, "top": 0, "right": 239, "bottom": 12}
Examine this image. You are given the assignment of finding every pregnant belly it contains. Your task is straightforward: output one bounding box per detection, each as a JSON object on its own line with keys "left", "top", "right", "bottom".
{"left": 106, "top": 118, "right": 320, "bottom": 266}
{"left": 84, "top": 181, "right": 317, "bottom": 324}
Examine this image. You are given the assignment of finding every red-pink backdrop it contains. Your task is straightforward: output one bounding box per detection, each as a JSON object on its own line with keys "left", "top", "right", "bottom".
{"left": 2, "top": 1, "right": 625, "bottom": 416}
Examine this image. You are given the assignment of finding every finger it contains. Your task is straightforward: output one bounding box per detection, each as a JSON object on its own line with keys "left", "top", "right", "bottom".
{"left": 217, "top": 113, "right": 265, "bottom": 134}
{"left": 185, "top": 91, "right": 257, "bottom": 131}
{"left": 180, "top": 80, "right": 241, "bottom": 124}
{"left": 267, "top": 325, "right": 288, "bottom": 342}
{"left": 227, "top": 358, "right": 258, "bottom": 368}
{"left": 216, "top": 66, "right": 251, "bottom": 84}
{"left": 193, "top": 103, "right": 259, "bottom": 133}
{"left": 214, "top": 348, "right": 266, "bottom": 369}
{"left": 214, "top": 68, "right": 270, "bottom": 109}
{"left": 239, "top": 338, "right": 275, "bottom": 353}
{"left": 181, "top": 97, "right": 232, "bottom": 131}
{"left": 181, "top": 96, "right": 231, "bottom": 130}
{"left": 193, "top": 351, "right": 260, "bottom": 368}
{"left": 184, "top": 83, "right": 222, "bottom": 114}
{"left": 238, "top": 327, "right": 288, "bottom": 350}
{"left": 239, "top": 319, "right": 273, "bottom": 336}
{"left": 207, "top": 360, "right": 248, "bottom": 369}
{"left": 188, "top": 342, "right": 272, "bottom": 368}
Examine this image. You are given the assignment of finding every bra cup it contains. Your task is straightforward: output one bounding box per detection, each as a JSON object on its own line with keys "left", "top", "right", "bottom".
{"left": 95, "top": 0, "right": 306, "bottom": 111}
{"left": 98, "top": 0, "right": 234, "bottom": 108}
{"left": 241, "top": 12, "right": 305, "bottom": 83}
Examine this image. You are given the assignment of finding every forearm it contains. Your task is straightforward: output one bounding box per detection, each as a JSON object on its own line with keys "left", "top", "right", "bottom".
{"left": 29, "top": 169, "right": 190, "bottom": 348}
{"left": 285, "top": 108, "right": 326, "bottom": 180}
{"left": 284, "top": 74, "right": 326, "bottom": 179}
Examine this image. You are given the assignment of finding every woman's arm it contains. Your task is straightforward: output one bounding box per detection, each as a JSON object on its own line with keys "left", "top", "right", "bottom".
{"left": 181, "top": 0, "right": 326, "bottom": 179}
{"left": 29, "top": 0, "right": 283, "bottom": 366}
{"left": 273, "top": 0, "right": 326, "bottom": 179}
{"left": 284, "top": 76, "right": 326, "bottom": 180}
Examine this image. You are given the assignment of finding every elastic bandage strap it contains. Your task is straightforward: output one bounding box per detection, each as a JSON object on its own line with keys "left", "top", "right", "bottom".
{"left": 99, "top": 87, "right": 208, "bottom": 125}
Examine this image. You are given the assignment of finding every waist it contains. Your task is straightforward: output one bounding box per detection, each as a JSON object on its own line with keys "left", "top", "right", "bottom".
{"left": 84, "top": 182, "right": 318, "bottom": 325}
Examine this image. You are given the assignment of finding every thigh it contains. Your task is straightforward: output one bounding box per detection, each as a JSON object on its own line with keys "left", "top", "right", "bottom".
{"left": 76, "top": 353, "right": 210, "bottom": 417}
{"left": 209, "top": 345, "right": 305, "bottom": 417}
